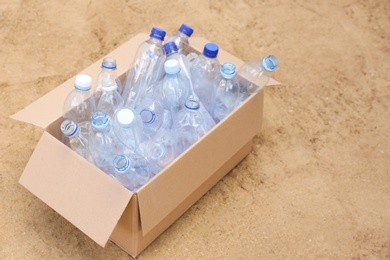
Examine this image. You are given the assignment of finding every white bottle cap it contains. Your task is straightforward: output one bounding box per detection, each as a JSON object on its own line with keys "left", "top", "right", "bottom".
{"left": 74, "top": 74, "right": 92, "bottom": 91}
{"left": 164, "top": 59, "right": 180, "bottom": 75}
{"left": 116, "top": 108, "right": 135, "bottom": 128}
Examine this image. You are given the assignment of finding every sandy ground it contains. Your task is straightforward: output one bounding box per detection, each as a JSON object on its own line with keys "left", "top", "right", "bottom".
{"left": 1, "top": 0, "right": 389, "bottom": 259}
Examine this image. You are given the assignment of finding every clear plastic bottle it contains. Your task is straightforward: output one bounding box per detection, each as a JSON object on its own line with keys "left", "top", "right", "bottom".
{"left": 159, "top": 59, "right": 190, "bottom": 113}
{"left": 94, "top": 57, "right": 123, "bottom": 102}
{"left": 190, "top": 43, "right": 221, "bottom": 115}
{"left": 108, "top": 153, "right": 151, "bottom": 192}
{"left": 139, "top": 127, "right": 181, "bottom": 176}
{"left": 238, "top": 55, "right": 278, "bottom": 100}
{"left": 88, "top": 112, "right": 127, "bottom": 172}
{"left": 165, "top": 24, "right": 194, "bottom": 54}
{"left": 60, "top": 120, "right": 93, "bottom": 163}
{"left": 63, "top": 74, "right": 96, "bottom": 123}
{"left": 135, "top": 93, "right": 165, "bottom": 138}
{"left": 122, "top": 27, "right": 166, "bottom": 109}
{"left": 112, "top": 107, "right": 144, "bottom": 153}
{"left": 96, "top": 78, "right": 124, "bottom": 119}
{"left": 164, "top": 41, "right": 193, "bottom": 90}
{"left": 211, "top": 62, "right": 241, "bottom": 123}
{"left": 173, "top": 97, "right": 216, "bottom": 154}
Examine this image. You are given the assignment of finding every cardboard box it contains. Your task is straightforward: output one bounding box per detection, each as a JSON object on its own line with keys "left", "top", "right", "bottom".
{"left": 11, "top": 33, "right": 278, "bottom": 257}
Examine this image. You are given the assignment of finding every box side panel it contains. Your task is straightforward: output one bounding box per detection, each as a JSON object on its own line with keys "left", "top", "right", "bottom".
{"left": 137, "top": 90, "right": 264, "bottom": 235}
{"left": 19, "top": 131, "right": 133, "bottom": 246}
{"left": 134, "top": 140, "right": 253, "bottom": 257}
{"left": 110, "top": 196, "right": 140, "bottom": 258}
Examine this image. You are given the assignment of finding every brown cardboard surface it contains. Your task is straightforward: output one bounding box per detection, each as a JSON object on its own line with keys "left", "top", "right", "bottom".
{"left": 126, "top": 140, "right": 254, "bottom": 257}
{"left": 19, "top": 131, "right": 133, "bottom": 246}
{"left": 137, "top": 89, "right": 263, "bottom": 236}
{"left": 13, "top": 33, "right": 268, "bottom": 257}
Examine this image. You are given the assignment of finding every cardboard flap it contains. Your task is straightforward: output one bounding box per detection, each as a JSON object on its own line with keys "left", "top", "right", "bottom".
{"left": 137, "top": 90, "right": 264, "bottom": 235}
{"left": 19, "top": 132, "right": 133, "bottom": 246}
{"left": 10, "top": 33, "right": 150, "bottom": 129}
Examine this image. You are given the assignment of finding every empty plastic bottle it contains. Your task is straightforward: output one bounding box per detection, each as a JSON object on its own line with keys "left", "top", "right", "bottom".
{"left": 63, "top": 74, "right": 96, "bottom": 123}
{"left": 211, "top": 62, "right": 241, "bottom": 123}
{"left": 108, "top": 153, "right": 151, "bottom": 192}
{"left": 139, "top": 127, "right": 181, "bottom": 176}
{"left": 60, "top": 120, "right": 93, "bottom": 163}
{"left": 165, "top": 24, "right": 194, "bottom": 54}
{"left": 112, "top": 107, "right": 144, "bottom": 152}
{"left": 238, "top": 55, "right": 278, "bottom": 100}
{"left": 190, "top": 43, "right": 221, "bottom": 115}
{"left": 173, "top": 97, "right": 216, "bottom": 154}
{"left": 122, "top": 27, "right": 166, "bottom": 109}
{"left": 135, "top": 93, "right": 165, "bottom": 138}
{"left": 94, "top": 57, "right": 123, "bottom": 102}
{"left": 159, "top": 59, "right": 190, "bottom": 113}
{"left": 96, "top": 78, "right": 124, "bottom": 119}
{"left": 164, "top": 42, "right": 193, "bottom": 90}
{"left": 88, "top": 112, "right": 127, "bottom": 172}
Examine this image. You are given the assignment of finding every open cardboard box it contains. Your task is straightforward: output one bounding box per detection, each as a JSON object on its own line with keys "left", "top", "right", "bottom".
{"left": 11, "top": 33, "right": 279, "bottom": 257}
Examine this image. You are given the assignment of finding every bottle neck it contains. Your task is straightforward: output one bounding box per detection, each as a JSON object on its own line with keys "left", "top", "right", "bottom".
{"left": 178, "top": 31, "right": 190, "bottom": 39}
{"left": 148, "top": 37, "right": 164, "bottom": 47}
{"left": 113, "top": 155, "right": 132, "bottom": 174}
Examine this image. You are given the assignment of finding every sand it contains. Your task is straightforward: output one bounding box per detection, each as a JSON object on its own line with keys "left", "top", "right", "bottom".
{"left": 1, "top": 0, "right": 389, "bottom": 259}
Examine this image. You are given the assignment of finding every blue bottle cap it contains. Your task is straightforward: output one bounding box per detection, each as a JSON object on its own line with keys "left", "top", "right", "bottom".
{"left": 262, "top": 55, "right": 278, "bottom": 72}
{"left": 150, "top": 27, "right": 166, "bottom": 41}
{"left": 203, "top": 43, "right": 219, "bottom": 58}
{"left": 221, "top": 62, "right": 236, "bottom": 79}
{"left": 163, "top": 42, "right": 178, "bottom": 56}
{"left": 179, "top": 24, "right": 194, "bottom": 37}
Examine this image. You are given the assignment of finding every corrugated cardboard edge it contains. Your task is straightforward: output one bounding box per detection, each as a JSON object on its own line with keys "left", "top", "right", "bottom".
{"left": 19, "top": 132, "right": 133, "bottom": 246}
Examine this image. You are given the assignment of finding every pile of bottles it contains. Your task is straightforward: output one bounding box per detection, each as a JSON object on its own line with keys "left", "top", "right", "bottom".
{"left": 61, "top": 24, "right": 278, "bottom": 192}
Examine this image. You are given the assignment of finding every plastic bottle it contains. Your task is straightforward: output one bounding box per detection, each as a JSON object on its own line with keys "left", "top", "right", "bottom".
{"left": 165, "top": 24, "right": 194, "bottom": 54}
{"left": 173, "top": 97, "right": 216, "bottom": 154}
{"left": 88, "top": 112, "right": 127, "bottom": 172}
{"left": 63, "top": 74, "right": 96, "bottom": 123}
{"left": 190, "top": 43, "right": 221, "bottom": 115}
{"left": 164, "top": 41, "right": 193, "bottom": 90}
{"left": 159, "top": 59, "right": 190, "bottom": 113}
{"left": 139, "top": 127, "right": 181, "bottom": 176}
{"left": 112, "top": 107, "right": 144, "bottom": 153}
{"left": 94, "top": 57, "right": 123, "bottom": 102}
{"left": 238, "top": 55, "right": 278, "bottom": 100}
{"left": 135, "top": 93, "right": 165, "bottom": 138}
{"left": 211, "top": 62, "right": 241, "bottom": 123}
{"left": 96, "top": 78, "right": 124, "bottom": 119}
{"left": 108, "top": 153, "right": 151, "bottom": 192}
{"left": 122, "top": 27, "right": 166, "bottom": 109}
{"left": 60, "top": 120, "right": 93, "bottom": 163}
